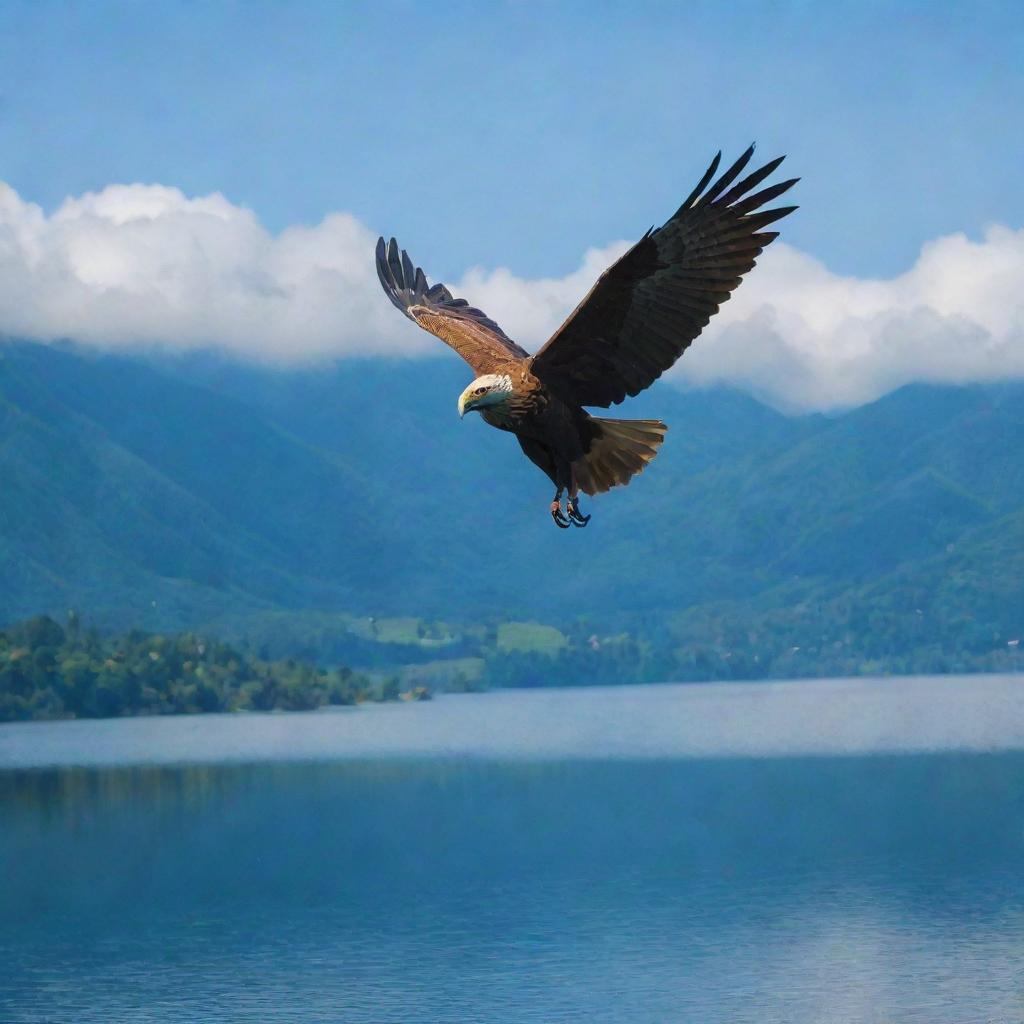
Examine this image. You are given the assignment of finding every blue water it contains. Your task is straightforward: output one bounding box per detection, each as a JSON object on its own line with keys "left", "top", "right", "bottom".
{"left": 2, "top": 678, "right": 1024, "bottom": 1023}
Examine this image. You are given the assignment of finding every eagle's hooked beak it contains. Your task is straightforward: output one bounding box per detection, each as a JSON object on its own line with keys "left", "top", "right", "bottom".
{"left": 457, "top": 388, "right": 474, "bottom": 419}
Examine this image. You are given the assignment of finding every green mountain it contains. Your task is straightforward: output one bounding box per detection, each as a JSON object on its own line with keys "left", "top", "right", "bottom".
{"left": 1, "top": 340, "right": 1021, "bottom": 679}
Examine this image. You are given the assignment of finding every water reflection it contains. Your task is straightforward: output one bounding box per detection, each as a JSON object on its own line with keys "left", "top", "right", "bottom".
{"left": 2, "top": 754, "right": 1024, "bottom": 1022}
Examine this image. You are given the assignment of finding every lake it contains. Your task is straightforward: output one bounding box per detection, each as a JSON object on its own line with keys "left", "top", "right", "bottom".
{"left": 2, "top": 676, "right": 1024, "bottom": 1023}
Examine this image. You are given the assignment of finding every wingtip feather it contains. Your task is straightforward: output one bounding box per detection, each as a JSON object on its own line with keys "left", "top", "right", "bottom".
{"left": 675, "top": 150, "right": 723, "bottom": 216}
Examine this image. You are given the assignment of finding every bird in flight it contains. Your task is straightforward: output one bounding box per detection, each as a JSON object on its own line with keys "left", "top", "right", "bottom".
{"left": 376, "top": 145, "right": 797, "bottom": 529}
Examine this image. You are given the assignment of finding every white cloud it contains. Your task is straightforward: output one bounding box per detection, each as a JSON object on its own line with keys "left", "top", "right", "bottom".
{"left": 2, "top": 177, "right": 1023, "bottom": 411}
{"left": 464, "top": 228, "right": 1024, "bottom": 412}
{"left": 678, "top": 228, "right": 1024, "bottom": 410}
{"left": 0, "top": 180, "right": 421, "bottom": 361}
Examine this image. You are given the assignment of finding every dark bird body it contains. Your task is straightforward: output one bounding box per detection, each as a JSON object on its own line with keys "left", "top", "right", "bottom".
{"left": 376, "top": 146, "right": 797, "bottom": 528}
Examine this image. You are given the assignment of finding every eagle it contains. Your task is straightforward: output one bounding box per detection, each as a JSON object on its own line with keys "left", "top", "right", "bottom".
{"left": 376, "top": 145, "right": 797, "bottom": 528}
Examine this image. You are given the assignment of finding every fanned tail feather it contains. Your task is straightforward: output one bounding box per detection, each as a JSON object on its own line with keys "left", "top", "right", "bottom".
{"left": 573, "top": 417, "right": 667, "bottom": 496}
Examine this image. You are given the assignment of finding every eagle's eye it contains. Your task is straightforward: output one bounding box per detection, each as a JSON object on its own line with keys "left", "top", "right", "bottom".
{"left": 474, "top": 386, "right": 487, "bottom": 396}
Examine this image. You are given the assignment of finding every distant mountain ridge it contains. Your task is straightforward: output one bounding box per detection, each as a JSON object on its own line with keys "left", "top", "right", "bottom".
{"left": 1, "top": 340, "right": 1021, "bottom": 677}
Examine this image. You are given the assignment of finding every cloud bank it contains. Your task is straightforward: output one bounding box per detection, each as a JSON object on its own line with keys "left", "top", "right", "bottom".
{"left": 2, "top": 179, "right": 1023, "bottom": 411}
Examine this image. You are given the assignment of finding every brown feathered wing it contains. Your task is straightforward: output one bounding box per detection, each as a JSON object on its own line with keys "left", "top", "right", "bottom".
{"left": 530, "top": 146, "right": 798, "bottom": 408}
{"left": 376, "top": 237, "right": 528, "bottom": 376}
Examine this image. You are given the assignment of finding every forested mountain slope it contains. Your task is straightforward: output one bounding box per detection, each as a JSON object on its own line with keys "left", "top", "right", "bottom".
{"left": 1, "top": 341, "right": 1021, "bottom": 676}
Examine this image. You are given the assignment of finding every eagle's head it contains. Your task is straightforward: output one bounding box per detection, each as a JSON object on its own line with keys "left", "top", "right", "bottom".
{"left": 457, "top": 374, "right": 514, "bottom": 418}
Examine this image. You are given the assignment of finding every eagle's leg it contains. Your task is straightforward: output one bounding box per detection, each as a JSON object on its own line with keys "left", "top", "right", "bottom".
{"left": 550, "top": 488, "right": 570, "bottom": 529}
{"left": 567, "top": 474, "right": 590, "bottom": 527}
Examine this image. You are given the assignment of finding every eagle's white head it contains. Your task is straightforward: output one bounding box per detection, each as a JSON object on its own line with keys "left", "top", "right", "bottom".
{"left": 457, "top": 373, "right": 514, "bottom": 418}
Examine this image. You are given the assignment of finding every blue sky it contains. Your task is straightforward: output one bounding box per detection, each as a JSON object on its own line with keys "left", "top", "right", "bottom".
{"left": 1, "top": 1, "right": 1023, "bottom": 410}
{"left": 2, "top": 0, "right": 1022, "bottom": 282}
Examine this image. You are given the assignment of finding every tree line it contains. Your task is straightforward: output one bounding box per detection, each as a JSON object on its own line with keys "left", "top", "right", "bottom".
{"left": 0, "top": 614, "right": 388, "bottom": 723}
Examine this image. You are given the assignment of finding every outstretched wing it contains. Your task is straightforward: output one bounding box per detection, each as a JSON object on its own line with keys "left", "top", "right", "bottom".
{"left": 531, "top": 146, "right": 798, "bottom": 408}
{"left": 376, "top": 237, "right": 529, "bottom": 375}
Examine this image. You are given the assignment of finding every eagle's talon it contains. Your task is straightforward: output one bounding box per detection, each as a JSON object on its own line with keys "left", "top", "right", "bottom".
{"left": 568, "top": 498, "right": 590, "bottom": 527}
{"left": 550, "top": 500, "right": 570, "bottom": 529}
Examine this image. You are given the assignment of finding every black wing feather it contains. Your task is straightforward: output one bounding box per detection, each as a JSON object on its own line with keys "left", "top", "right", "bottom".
{"left": 532, "top": 147, "right": 797, "bottom": 408}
